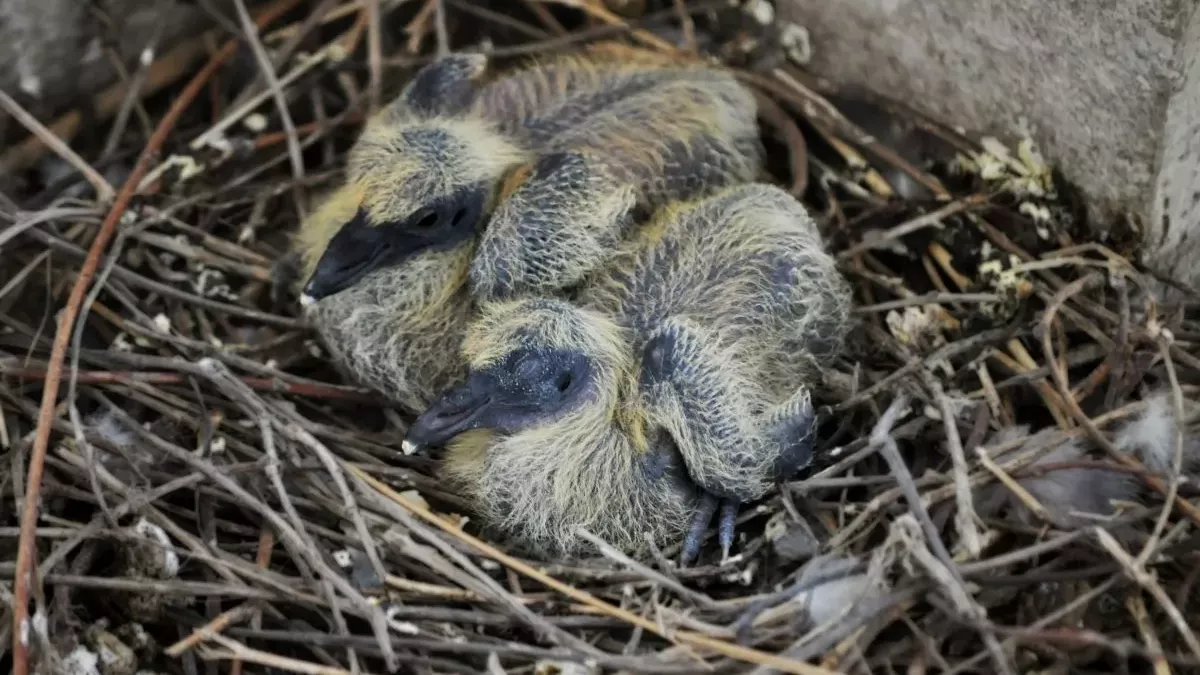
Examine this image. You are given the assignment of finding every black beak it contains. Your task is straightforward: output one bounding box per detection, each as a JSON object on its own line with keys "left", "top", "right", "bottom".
{"left": 301, "top": 207, "right": 399, "bottom": 304}
{"left": 403, "top": 383, "right": 493, "bottom": 454}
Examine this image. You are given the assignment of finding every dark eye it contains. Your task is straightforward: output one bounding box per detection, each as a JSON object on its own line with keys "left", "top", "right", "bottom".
{"left": 414, "top": 210, "right": 439, "bottom": 229}
{"left": 555, "top": 371, "right": 572, "bottom": 393}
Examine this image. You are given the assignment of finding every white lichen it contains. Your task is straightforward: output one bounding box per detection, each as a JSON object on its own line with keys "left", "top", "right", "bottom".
{"left": 62, "top": 646, "right": 101, "bottom": 675}
{"left": 384, "top": 605, "right": 419, "bottom": 635}
{"left": 779, "top": 23, "right": 812, "bottom": 65}
{"left": 133, "top": 517, "right": 180, "bottom": 578}
{"left": 743, "top": 0, "right": 774, "bottom": 25}
{"left": 151, "top": 314, "right": 171, "bottom": 334}
{"left": 243, "top": 113, "right": 269, "bottom": 133}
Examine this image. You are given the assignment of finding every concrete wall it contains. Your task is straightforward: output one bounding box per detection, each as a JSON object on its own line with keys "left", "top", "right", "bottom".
{"left": 779, "top": 0, "right": 1200, "bottom": 289}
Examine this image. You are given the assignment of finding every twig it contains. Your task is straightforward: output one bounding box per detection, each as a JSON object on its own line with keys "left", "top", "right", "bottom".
{"left": 100, "top": 1, "right": 170, "bottom": 161}
{"left": 838, "top": 195, "right": 988, "bottom": 260}
{"left": 922, "top": 373, "right": 983, "bottom": 558}
{"left": 433, "top": 0, "right": 450, "bottom": 56}
{"left": 975, "top": 447, "right": 1049, "bottom": 522}
{"left": 1037, "top": 274, "right": 1200, "bottom": 525}
{"left": 232, "top": 0, "right": 307, "bottom": 212}
{"left": 0, "top": 90, "right": 115, "bottom": 203}
{"left": 854, "top": 292, "right": 1000, "bottom": 313}
{"left": 367, "top": 0, "right": 382, "bottom": 112}
{"left": 166, "top": 603, "right": 260, "bottom": 657}
{"left": 200, "top": 633, "right": 355, "bottom": 675}
{"left": 8, "top": 5, "right": 305, "bottom": 671}
{"left": 540, "top": 0, "right": 680, "bottom": 53}
{"left": 672, "top": 0, "right": 696, "bottom": 51}
{"left": 1, "top": 366, "right": 378, "bottom": 403}
{"left": 867, "top": 397, "right": 1015, "bottom": 675}
{"left": 1135, "top": 339, "right": 1185, "bottom": 568}
{"left": 1094, "top": 528, "right": 1200, "bottom": 661}
{"left": 189, "top": 47, "right": 332, "bottom": 154}
{"left": 350, "top": 465, "right": 840, "bottom": 675}
{"left": 574, "top": 528, "right": 717, "bottom": 609}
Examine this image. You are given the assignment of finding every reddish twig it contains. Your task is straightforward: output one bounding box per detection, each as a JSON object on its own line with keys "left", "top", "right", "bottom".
{"left": 8, "top": 2, "right": 304, "bottom": 672}
{"left": 2, "top": 368, "right": 378, "bottom": 403}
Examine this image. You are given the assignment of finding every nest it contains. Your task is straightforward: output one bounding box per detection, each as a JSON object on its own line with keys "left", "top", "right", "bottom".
{"left": 1, "top": 1, "right": 1198, "bottom": 673}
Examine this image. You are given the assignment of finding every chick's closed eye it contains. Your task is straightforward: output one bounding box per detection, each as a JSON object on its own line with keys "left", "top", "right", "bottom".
{"left": 405, "top": 347, "right": 593, "bottom": 449}
{"left": 302, "top": 185, "right": 489, "bottom": 303}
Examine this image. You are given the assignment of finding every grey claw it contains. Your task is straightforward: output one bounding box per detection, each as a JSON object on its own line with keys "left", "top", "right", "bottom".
{"left": 682, "top": 493, "right": 719, "bottom": 566}
{"left": 718, "top": 499, "right": 739, "bottom": 561}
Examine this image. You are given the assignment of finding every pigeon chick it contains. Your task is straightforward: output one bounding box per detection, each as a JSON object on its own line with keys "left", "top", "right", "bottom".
{"left": 404, "top": 184, "right": 852, "bottom": 561}
{"left": 293, "top": 46, "right": 763, "bottom": 411}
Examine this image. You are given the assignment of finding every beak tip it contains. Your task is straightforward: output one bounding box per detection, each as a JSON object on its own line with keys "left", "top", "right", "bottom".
{"left": 401, "top": 439, "right": 420, "bottom": 455}
{"left": 299, "top": 293, "right": 316, "bottom": 307}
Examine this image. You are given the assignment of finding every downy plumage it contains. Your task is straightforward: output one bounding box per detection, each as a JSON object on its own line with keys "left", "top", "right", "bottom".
{"left": 293, "top": 46, "right": 763, "bottom": 411}
{"left": 404, "top": 184, "right": 853, "bottom": 561}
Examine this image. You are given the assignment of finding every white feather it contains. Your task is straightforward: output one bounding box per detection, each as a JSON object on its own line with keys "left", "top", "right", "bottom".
{"left": 1114, "top": 391, "right": 1198, "bottom": 475}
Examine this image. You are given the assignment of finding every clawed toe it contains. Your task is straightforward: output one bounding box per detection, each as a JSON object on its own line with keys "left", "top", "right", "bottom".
{"left": 681, "top": 493, "right": 741, "bottom": 566}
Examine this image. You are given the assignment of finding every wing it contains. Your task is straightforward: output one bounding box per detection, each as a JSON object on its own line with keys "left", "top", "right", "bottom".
{"left": 469, "top": 71, "right": 763, "bottom": 300}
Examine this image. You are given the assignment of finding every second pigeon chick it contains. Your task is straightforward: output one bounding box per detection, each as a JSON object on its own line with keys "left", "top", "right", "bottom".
{"left": 294, "top": 46, "right": 763, "bottom": 411}
{"left": 404, "top": 183, "right": 853, "bottom": 561}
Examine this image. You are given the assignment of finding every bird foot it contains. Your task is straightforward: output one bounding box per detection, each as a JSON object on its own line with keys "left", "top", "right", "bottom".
{"left": 681, "top": 493, "right": 741, "bottom": 566}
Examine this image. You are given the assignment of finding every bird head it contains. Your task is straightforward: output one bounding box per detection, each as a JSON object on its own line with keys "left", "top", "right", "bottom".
{"left": 297, "top": 53, "right": 527, "bottom": 304}
{"left": 403, "top": 298, "right": 630, "bottom": 452}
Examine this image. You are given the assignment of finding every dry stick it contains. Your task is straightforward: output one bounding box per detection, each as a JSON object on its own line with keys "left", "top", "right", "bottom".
{"left": 231, "top": 529, "right": 277, "bottom": 675}
{"left": 838, "top": 195, "right": 988, "bottom": 261}
{"left": 921, "top": 373, "right": 983, "bottom": 559}
{"left": 867, "top": 396, "right": 1016, "bottom": 675}
{"left": 202, "top": 633, "right": 354, "bottom": 675}
{"left": 1125, "top": 593, "right": 1171, "bottom": 675}
{"left": 433, "top": 0, "right": 450, "bottom": 56}
{"left": 0, "top": 90, "right": 115, "bottom": 203}
{"left": 1135, "top": 340, "right": 1185, "bottom": 569}
{"left": 232, "top": 0, "right": 307, "bottom": 210}
{"left": 974, "top": 448, "right": 1050, "bottom": 522}
{"left": 100, "top": 8, "right": 166, "bottom": 162}
{"left": 672, "top": 0, "right": 696, "bottom": 50}
{"left": 198, "top": 363, "right": 365, "bottom": 674}
{"left": 1094, "top": 529, "right": 1200, "bottom": 661}
{"left": 367, "top": 0, "right": 383, "bottom": 112}
{"left": 166, "top": 604, "right": 261, "bottom": 658}
{"left": 753, "top": 91, "right": 808, "bottom": 197}
{"left": 854, "top": 292, "right": 1000, "bottom": 313}
{"left": 7, "top": 3, "right": 303, "bottom": 672}
{"left": 349, "top": 466, "right": 839, "bottom": 675}
{"left": 574, "top": 529, "right": 717, "bottom": 609}
{"left": 231, "top": 0, "right": 342, "bottom": 111}
{"left": 199, "top": 359, "right": 388, "bottom": 618}
{"left": 541, "top": 0, "right": 680, "bottom": 53}
{"left": 188, "top": 47, "right": 332, "bottom": 154}
{"left": 67, "top": 226, "right": 137, "bottom": 532}
{"left": 95, "top": 398, "right": 399, "bottom": 670}
{"left": 1037, "top": 275, "right": 1200, "bottom": 526}
{"left": 1, "top": 366, "right": 377, "bottom": 403}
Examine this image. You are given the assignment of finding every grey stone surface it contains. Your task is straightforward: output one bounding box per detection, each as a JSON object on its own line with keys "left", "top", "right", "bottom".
{"left": 779, "top": 0, "right": 1200, "bottom": 288}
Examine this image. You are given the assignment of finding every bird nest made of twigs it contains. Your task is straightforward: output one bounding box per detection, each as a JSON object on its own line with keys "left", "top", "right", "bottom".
{"left": 1, "top": 1, "right": 1198, "bottom": 674}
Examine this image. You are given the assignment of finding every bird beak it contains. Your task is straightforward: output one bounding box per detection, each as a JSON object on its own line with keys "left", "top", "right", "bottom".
{"left": 301, "top": 207, "right": 396, "bottom": 303}
{"left": 302, "top": 246, "right": 381, "bottom": 304}
{"left": 404, "top": 382, "right": 494, "bottom": 453}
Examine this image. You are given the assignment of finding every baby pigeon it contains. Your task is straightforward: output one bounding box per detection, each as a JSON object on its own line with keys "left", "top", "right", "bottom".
{"left": 404, "top": 183, "right": 853, "bottom": 562}
{"left": 294, "top": 46, "right": 763, "bottom": 411}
